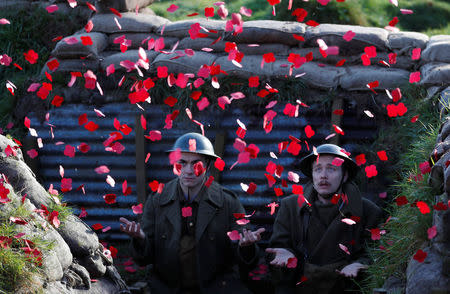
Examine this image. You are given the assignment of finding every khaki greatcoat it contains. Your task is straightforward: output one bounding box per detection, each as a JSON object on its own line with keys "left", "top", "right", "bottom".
{"left": 130, "top": 178, "right": 257, "bottom": 294}
{"left": 269, "top": 181, "right": 383, "bottom": 294}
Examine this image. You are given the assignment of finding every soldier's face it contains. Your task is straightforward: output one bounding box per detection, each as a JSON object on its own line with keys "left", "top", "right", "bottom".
{"left": 312, "top": 155, "right": 347, "bottom": 197}
{"left": 177, "top": 152, "right": 207, "bottom": 189}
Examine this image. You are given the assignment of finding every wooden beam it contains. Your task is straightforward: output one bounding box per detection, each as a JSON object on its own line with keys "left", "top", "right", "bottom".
{"left": 135, "top": 114, "right": 147, "bottom": 204}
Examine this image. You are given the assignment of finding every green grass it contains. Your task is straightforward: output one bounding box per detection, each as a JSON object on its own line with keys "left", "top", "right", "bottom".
{"left": 360, "top": 87, "right": 442, "bottom": 292}
{"left": 0, "top": 7, "right": 81, "bottom": 140}
{"left": 150, "top": 0, "right": 450, "bottom": 35}
{"left": 0, "top": 200, "right": 45, "bottom": 293}
{"left": 0, "top": 186, "right": 71, "bottom": 293}
{"left": 150, "top": 0, "right": 270, "bottom": 21}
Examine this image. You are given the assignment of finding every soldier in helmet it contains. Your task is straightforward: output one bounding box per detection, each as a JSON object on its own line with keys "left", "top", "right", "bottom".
{"left": 120, "top": 132, "right": 265, "bottom": 294}
{"left": 266, "top": 144, "right": 383, "bottom": 294}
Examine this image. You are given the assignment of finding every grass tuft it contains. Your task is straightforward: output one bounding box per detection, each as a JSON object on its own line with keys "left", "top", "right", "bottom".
{"left": 360, "top": 87, "right": 442, "bottom": 292}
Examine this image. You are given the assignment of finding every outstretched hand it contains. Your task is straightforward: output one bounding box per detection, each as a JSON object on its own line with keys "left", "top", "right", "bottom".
{"left": 265, "top": 247, "right": 296, "bottom": 267}
{"left": 119, "top": 217, "right": 145, "bottom": 239}
{"left": 239, "top": 228, "right": 266, "bottom": 247}
{"left": 337, "top": 262, "right": 368, "bottom": 277}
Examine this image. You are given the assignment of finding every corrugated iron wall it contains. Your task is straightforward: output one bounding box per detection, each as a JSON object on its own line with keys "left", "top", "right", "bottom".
{"left": 27, "top": 99, "right": 378, "bottom": 243}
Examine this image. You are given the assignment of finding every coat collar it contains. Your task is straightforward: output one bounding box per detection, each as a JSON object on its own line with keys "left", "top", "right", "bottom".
{"left": 158, "top": 178, "right": 224, "bottom": 208}
{"left": 302, "top": 181, "right": 363, "bottom": 217}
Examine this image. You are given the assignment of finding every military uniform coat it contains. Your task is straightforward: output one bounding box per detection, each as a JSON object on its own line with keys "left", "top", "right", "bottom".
{"left": 269, "top": 181, "right": 383, "bottom": 294}
{"left": 130, "top": 178, "right": 257, "bottom": 294}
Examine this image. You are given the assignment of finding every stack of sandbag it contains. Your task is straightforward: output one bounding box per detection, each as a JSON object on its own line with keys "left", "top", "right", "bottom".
{"left": 43, "top": 11, "right": 450, "bottom": 94}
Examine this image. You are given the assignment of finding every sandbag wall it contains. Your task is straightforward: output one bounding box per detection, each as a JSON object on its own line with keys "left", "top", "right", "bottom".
{"left": 42, "top": 12, "right": 450, "bottom": 95}
{"left": 28, "top": 10, "right": 450, "bottom": 243}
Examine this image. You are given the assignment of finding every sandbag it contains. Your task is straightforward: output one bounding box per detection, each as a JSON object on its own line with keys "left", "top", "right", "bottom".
{"left": 420, "top": 62, "right": 450, "bottom": 85}
{"left": 158, "top": 18, "right": 225, "bottom": 39}
{"left": 90, "top": 12, "right": 170, "bottom": 34}
{"left": 305, "top": 24, "right": 389, "bottom": 55}
{"left": 288, "top": 61, "right": 345, "bottom": 89}
{"left": 422, "top": 35, "right": 450, "bottom": 63}
{"left": 51, "top": 32, "right": 108, "bottom": 59}
{"left": 339, "top": 66, "right": 409, "bottom": 90}
{"left": 215, "top": 55, "right": 275, "bottom": 79}
{"left": 388, "top": 31, "right": 429, "bottom": 51}
{"left": 151, "top": 51, "right": 218, "bottom": 74}
{"left": 41, "top": 59, "right": 99, "bottom": 76}
{"left": 108, "top": 32, "right": 179, "bottom": 50}
{"left": 100, "top": 50, "right": 159, "bottom": 72}
{"left": 290, "top": 48, "right": 416, "bottom": 70}
{"left": 178, "top": 37, "right": 291, "bottom": 56}
{"left": 360, "top": 52, "right": 417, "bottom": 70}
{"left": 178, "top": 37, "right": 227, "bottom": 52}
{"left": 226, "top": 20, "right": 306, "bottom": 46}
{"left": 237, "top": 43, "right": 290, "bottom": 56}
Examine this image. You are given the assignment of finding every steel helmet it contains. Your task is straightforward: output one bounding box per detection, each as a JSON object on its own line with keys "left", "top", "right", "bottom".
{"left": 168, "top": 132, "right": 220, "bottom": 159}
{"left": 299, "top": 144, "right": 359, "bottom": 179}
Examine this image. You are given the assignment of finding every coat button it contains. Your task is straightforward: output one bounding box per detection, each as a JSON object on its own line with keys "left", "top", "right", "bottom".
{"left": 209, "top": 236, "right": 215, "bottom": 241}
{"left": 189, "top": 222, "right": 194, "bottom": 227}
{"left": 162, "top": 234, "right": 167, "bottom": 239}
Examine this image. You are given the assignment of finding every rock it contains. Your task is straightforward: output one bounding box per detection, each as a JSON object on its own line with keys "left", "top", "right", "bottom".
{"left": 429, "top": 153, "right": 450, "bottom": 193}
{"left": 437, "top": 117, "right": 450, "bottom": 143}
{"left": 432, "top": 208, "right": 450, "bottom": 245}
{"left": 57, "top": 214, "right": 99, "bottom": 258}
{"left": 0, "top": 158, "right": 52, "bottom": 207}
{"left": 406, "top": 246, "right": 450, "bottom": 294}
{"left": 444, "top": 164, "right": 450, "bottom": 195}
{"left": 0, "top": 135, "right": 24, "bottom": 161}
{"left": 382, "top": 275, "right": 405, "bottom": 294}
{"left": 79, "top": 252, "right": 107, "bottom": 278}
{"left": 62, "top": 262, "right": 92, "bottom": 290}
{"left": 439, "top": 87, "right": 450, "bottom": 115}
{"left": 43, "top": 281, "right": 72, "bottom": 294}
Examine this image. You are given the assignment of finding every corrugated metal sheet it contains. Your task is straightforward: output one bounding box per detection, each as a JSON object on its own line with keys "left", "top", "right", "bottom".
{"left": 28, "top": 99, "right": 379, "bottom": 243}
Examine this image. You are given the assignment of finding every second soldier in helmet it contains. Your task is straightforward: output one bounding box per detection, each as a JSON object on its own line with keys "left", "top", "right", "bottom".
{"left": 267, "top": 144, "right": 383, "bottom": 294}
{"left": 120, "top": 132, "right": 265, "bottom": 294}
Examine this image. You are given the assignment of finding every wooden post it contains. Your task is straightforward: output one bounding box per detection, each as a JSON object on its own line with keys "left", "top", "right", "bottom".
{"left": 135, "top": 114, "right": 147, "bottom": 204}
{"left": 330, "top": 97, "right": 344, "bottom": 146}
{"left": 210, "top": 132, "right": 226, "bottom": 183}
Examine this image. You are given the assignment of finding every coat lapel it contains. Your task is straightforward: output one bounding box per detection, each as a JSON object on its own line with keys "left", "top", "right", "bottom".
{"left": 195, "top": 182, "right": 223, "bottom": 242}
{"left": 158, "top": 179, "right": 181, "bottom": 237}
{"left": 307, "top": 181, "right": 364, "bottom": 262}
